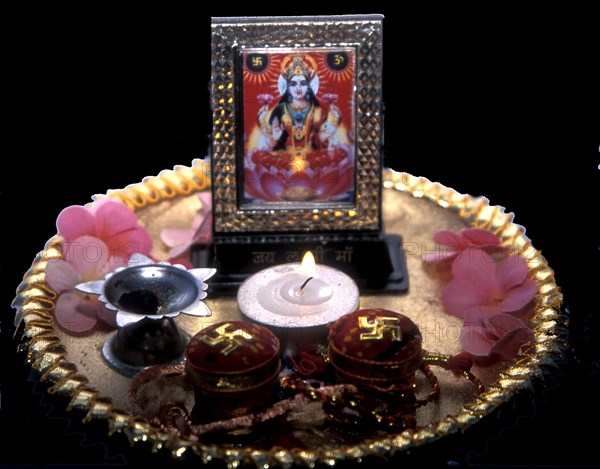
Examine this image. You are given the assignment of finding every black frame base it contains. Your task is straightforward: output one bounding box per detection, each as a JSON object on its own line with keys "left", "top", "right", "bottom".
{"left": 192, "top": 232, "right": 409, "bottom": 295}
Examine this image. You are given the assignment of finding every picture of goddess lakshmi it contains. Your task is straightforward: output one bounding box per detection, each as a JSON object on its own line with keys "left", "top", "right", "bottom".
{"left": 241, "top": 49, "right": 356, "bottom": 205}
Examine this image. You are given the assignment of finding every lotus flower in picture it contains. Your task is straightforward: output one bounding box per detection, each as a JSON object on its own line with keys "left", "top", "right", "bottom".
{"left": 244, "top": 158, "right": 355, "bottom": 203}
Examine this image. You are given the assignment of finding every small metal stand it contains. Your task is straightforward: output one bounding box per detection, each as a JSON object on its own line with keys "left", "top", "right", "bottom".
{"left": 79, "top": 261, "right": 211, "bottom": 377}
{"left": 102, "top": 317, "right": 189, "bottom": 378}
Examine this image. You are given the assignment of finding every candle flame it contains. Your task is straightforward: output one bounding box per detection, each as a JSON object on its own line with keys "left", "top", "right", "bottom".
{"left": 299, "top": 251, "right": 316, "bottom": 277}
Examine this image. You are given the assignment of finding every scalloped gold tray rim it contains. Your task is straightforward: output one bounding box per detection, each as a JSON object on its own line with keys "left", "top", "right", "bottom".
{"left": 12, "top": 161, "right": 568, "bottom": 468}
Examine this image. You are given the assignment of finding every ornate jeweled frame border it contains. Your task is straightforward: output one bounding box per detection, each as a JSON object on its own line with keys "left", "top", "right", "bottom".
{"left": 12, "top": 162, "right": 567, "bottom": 467}
{"left": 211, "top": 15, "right": 384, "bottom": 234}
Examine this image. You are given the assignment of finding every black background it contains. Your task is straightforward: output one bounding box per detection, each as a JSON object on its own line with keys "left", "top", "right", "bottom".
{"left": 1, "top": 1, "right": 597, "bottom": 468}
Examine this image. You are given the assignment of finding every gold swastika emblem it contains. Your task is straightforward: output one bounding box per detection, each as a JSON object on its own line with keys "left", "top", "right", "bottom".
{"left": 199, "top": 323, "right": 254, "bottom": 356}
{"left": 252, "top": 56, "right": 263, "bottom": 66}
{"left": 358, "top": 316, "right": 402, "bottom": 342}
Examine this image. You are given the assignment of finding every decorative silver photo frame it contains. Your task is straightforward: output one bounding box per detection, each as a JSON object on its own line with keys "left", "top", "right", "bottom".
{"left": 211, "top": 15, "right": 384, "bottom": 235}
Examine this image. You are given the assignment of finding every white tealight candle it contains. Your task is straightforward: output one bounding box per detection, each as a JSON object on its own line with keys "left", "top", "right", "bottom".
{"left": 279, "top": 276, "right": 333, "bottom": 305}
{"left": 237, "top": 251, "right": 359, "bottom": 331}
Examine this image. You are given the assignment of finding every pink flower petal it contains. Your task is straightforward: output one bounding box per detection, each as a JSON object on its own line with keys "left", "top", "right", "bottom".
{"left": 190, "top": 214, "right": 204, "bottom": 232}
{"left": 89, "top": 198, "right": 113, "bottom": 214}
{"left": 461, "top": 313, "right": 533, "bottom": 359}
{"left": 62, "top": 235, "right": 110, "bottom": 280}
{"left": 191, "top": 211, "right": 213, "bottom": 244}
{"left": 167, "top": 244, "right": 191, "bottom": 259}
{"left": 460, "top": 325, "right": 494, "bottom": 357}
{"left": 509, "top": 300, "right": 536, "bottom": 321}
{"left": 45, "top": 259, "right": 80, "bottom": 293}
{"left": 484, "top": 314, "right": 534, "bottom": 359}
{"left": 496, "top": 254, "right": 530, "bottom": 291}
{"left": 105, "top": 227, "right": 152, "bottom": 264}
{"left": 161, "top": 227, "right": 195, "bottom": 248}
{"left": 103, "top": 256, "right": 125, "bottom": 276}
{"left": 54, "top": 293, "right": 98, "bottom": 333}
{"left": 489, "top": 327, "right": 534, "bottom": 359}
{"left": 461, "top": 228, "right": 502, "bottom": 247}
{"left": 94, "top": 199, "right": 140, "bottom": 239}
{"left": 56, "top": 200, "right": 151, "bottom": 269}
{"left": 56, "top": 205, "right": 96, "bottom": 242}
{"left": 451, "top": 249, "right": 496, "bottom": 296}
{"left": 161, "top": 208, "right": 212, "bottom": 260}
{"left": 95, "top": 303, "right": 118, "bottom": 327}
{"left": 479, "top": 304, "right": 503, "bottom": 318}
{"left": 485, "top": 313, "right": 529, "bottom": 338}
{"left": 500, "top": 279, "right": 537, "bottom": 313}
{"left": 433, "top": 230, "right": 466, "bottom": 248}
{"left": 442, "top": 279, "right": 491, "bottom": 319}
{"left": 462, "top": 307, "right": 488, "bottom": 325}
{"left": 197, "top": 191, "right": 212, "bottom": 213}
{"left": 422, "top": 248, "right": 459, "bottom": 263}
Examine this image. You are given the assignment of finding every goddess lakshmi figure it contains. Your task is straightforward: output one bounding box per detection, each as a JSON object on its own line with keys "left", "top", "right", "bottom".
{"left": 243, "top": 52, "right": 355, "bottom": 204}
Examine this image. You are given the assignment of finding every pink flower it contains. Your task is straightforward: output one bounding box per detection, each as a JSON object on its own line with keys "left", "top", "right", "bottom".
{"left": 460, "top": 313, "right": 534, "bottom": 360}
{"left": 160, "top": 192, "right": 212, "bottom": 260}
{"left": 56, "top": 198, "right": 152, "bottom": 267}
{"left": 149, "top": 255, "right": 193, "bottom": 270}
{"left": 422, "top": 228, "right": 506, "bottom": 263}
{"left": 46, "top": 235, "right": 117, "bottom": 333}
{"left": 46, "top": 199, "right": 151, "bottom": 334}
{"left": 441, "top": 249, "right": 537, "bottom": 360}
{"left": 442, "top": 250, "right": 537, "bottom": 321}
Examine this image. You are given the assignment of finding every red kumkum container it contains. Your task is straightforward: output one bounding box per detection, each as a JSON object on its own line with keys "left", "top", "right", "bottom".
{"left": 185, "top": 321, "right": 281, "bottom": 423}
{"left": 328, "top": 308, "right": 424, "bottom": 418}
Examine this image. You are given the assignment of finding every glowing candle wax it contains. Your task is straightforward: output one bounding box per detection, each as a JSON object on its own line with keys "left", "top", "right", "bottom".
{"left": 237, "top": 252, "right": 359, "bottom": 332}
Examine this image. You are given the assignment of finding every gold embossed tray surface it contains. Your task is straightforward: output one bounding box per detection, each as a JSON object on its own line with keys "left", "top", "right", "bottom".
{"left": 12, "top": 161, "right": 567, "bottom": 467}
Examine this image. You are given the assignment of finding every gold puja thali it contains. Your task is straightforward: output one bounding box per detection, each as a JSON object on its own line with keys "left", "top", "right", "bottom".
{"left": 12, "top": 160, "right": 566, "bottom": 467}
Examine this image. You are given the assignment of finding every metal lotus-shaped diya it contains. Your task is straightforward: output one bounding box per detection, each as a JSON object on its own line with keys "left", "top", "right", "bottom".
{"left": 77, "top": 254, "right": 216, "bottom": 377}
